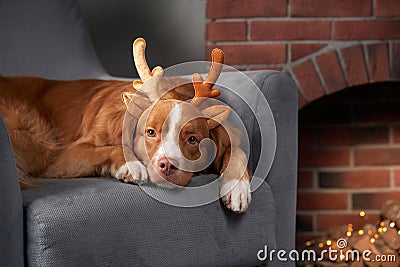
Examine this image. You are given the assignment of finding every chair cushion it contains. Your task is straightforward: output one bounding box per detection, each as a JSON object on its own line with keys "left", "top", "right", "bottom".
{"left": 22, "top": 177, "right": 276, "bottom": 266}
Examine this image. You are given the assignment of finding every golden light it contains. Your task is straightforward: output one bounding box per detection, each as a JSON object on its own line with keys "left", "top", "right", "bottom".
{"left": 378, "top": 227, "right": 383, "bottom": 233}
{"left": 359, "top": 211, "right": 366, "bottom": 217}
{"left": 370, "top": 238, "right": 376, "bottom": 244}
{"left": 346, "top": 231, "right": 352, "bottom": 237}
{"left": 380, "top": 221, "right": 385, "bottom": 227}
{"left": 367, "top": 230, "right": 373, "bottom": 235}
{"left": 390, "top": 222, "right": 396, "bottom": 228}
{"left": 318, "top": 243, "right": 324, "bottom": 248}
{"left": 358, "top": 230, "right": 364, "bottom": 235}
{"left": 326, "top": 240, "right": 332, "bottom": 246}
{"left": 383, "top": 227, "right": 388, "bottom": 233}
{"left": 305, "top": 241, "right": 312, "bottom": 247}
{"left": 398, "top": 230, "right": 400, "bottom": 235}
{"left": 374, "top": 234, "right": 379, "bottom": 239}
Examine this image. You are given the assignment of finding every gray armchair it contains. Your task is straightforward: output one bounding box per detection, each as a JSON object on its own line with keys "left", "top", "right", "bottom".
{"left": 0, "top": 0, "right": 298, "bottom": 266}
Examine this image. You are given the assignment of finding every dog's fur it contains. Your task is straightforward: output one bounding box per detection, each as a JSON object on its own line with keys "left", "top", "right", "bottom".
{"left": 0, "top": 75, "right": 251, "bottom": 212}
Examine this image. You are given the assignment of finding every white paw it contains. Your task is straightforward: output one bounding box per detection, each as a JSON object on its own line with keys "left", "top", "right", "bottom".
{"left": 115, "top": 161, "right": 148, "bottom": 184}
{"left": 220, "top": 179, "right": 251, "bottom": 213}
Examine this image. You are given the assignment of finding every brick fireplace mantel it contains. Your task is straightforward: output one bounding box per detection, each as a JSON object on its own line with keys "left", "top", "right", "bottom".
{"left": 206, "top": 0, "right": 400, "bottom": 109}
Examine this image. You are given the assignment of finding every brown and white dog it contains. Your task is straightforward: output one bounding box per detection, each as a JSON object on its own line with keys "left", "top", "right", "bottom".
{"left": 0, "top": 38, "right": 251, "bottom": 213}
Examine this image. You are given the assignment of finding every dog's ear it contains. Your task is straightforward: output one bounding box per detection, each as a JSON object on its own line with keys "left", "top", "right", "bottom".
{"left": 202, "top": 105, "right": 230, "bottom": 130}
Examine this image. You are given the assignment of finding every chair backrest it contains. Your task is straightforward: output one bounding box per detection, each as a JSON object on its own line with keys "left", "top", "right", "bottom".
{"left": 0, "top": 0, "right": 107, "bottom": 80}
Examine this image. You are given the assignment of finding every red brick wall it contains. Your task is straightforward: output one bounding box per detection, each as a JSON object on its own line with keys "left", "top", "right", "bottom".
{"left": 206, "top": 0, "right": 400, "bottom": 247}
{"left": 297, "top": 82, "right": 400, "bottom": 245}
{"left": 206, "top": 0, "right": 400, "bottom": 106}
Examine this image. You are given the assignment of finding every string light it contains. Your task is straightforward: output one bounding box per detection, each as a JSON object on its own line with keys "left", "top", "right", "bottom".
{"left": 359, "top": 211, "right": 366, "bottom": 217}
{"left": 383, "top": 227, "right": 388, "bottom": 233}
{"left": 318, "top": 243, "right": 324, "bottom": 248}
{"left": 390, "top": 222, "right": 396, "bottom": 228}
{"left": 370, "top": 238, "right": 376, "bottom": 244}
{"left": 378, "top": 227, "right": 383, "bottom": 233}
{"left": 374, "top": 234, "right": 379, "bottom": 239}
{"left": 367, "top": 230, "right": 373, "bottom": 235}
{"left": 346, "top": 231, "right": 352, "bottom": 237}
{"left": 358, "top": 230, "right": 364, "bottom": 235}
{"left": 305, "top": 241, "right": 312, "bottom": 247}
{"left": 326, "top": 240, "right": 332, "bottom": 246}
{"left": 380, "top": 221, "right": 385, "bottom": 227}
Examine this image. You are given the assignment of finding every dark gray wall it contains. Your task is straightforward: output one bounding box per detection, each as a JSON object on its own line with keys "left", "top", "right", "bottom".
{"left": 77, "top": 0, "right": 206, "bottom": 78}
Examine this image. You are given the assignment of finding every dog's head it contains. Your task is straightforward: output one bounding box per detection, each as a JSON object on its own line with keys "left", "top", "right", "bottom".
{"left": 134, "top": 99, "right": 230, "bottom": 187}
{"left": 128, "top": 38, "right": 229, "bottom": 188}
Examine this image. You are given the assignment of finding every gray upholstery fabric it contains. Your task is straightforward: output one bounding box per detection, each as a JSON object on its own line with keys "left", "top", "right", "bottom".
{"left": 22, "top": 178, "right": 276, "bottom": 267}
{"left": 0, "top": 0, "right": 107, "bottom": 80}
{"left": 0, "top": 114, "right": 24, "bottom": 267}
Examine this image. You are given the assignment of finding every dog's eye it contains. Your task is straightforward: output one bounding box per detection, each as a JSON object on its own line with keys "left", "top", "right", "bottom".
{"left": 146, "top": 129, "right": 156, "bottom": 137}
{"left": 187, "top": 136, "right": 199, "bottom": 145}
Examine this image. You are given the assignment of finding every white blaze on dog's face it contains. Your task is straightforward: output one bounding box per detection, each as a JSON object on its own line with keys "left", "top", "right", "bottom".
{"left": 134, "top": 99, "right": 230, "bottom": 188}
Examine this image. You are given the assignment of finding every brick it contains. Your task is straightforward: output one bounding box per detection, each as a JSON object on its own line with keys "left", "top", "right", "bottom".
{"left": 319, "top": 170, "right": 390, "bottom": 188}
{"left": 316, "top": 213, "right": 380, "bottom": 231}
{"left": 206, "top": 44, "right": 286, "bottom": 65}
{"left": 316, "top": 51, "right": 346, "bottom": 93}
{"left": 298, "top": 91, "right": 308, "bottom": 109}
{"left": 375, "top": 0, "right": 400, "bottom": 17}
{"left": 354, "top": 104, "right": 400, "bottom": 123}
{"left": 291, "top": 43, "right": 326, "bottom": 61}
{"left": 354, "top": 148, "right": 400, "bottom": 166}
{"left": 391, "top": 42, "right": 400, "bottom": 80}
{"left": 297, "top": 214, "right": 313, "bottom": 232}
{"left": 316, "top": 126, "right": 389, "bottom": 146}
{"left": 206, "top": 0, "right": 286, "bottom": 19}
{"left": 366, "top": 43, "right": 390, "bottom": 83}
{"left": 299, "top": 128, "right": 314, "bottom": 148}
{"left": 206, "top": 21, "right": 246, "bottom": 42}
{"left": 334, "top": 20, "right": 400, "bottom": 40}
{"left": 299, "top": 148, "right": 350, "bottom": 168}
{"left": 340, "top": 45, "right": 368, "bottom": 87}
{"left": 297, "top": 192, "right": 348, "bottom": 210}
{"left": 394, "top": 169, "right": 400, "bottom": 186}
{"left": 298, "top": 171, "right": 313, "bottom": 189}
{"left": 353, "top": 191, "right": 400, "bottom": 209}
{"left": 394, "top": 126, "right": 400, "bottom": 143}
{"left": 299, "top": 105, "right": 352, "bottom": 125}
{"left": 292, "top": 0, "right": 371, "bottom": 17}
{"left": 250, "top": 20, "right": 330, "bottom": 41}
{"left": 293, "top": 60, "right": 325, "bottom": 102}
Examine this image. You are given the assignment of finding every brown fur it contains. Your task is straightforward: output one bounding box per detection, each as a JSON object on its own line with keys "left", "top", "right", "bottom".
{"left": 0, "top": 76, "right": 248, "bottom": 190}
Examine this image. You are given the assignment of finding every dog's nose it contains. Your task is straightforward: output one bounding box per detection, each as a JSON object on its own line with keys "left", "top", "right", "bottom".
{"left": 158, "top": 157, "right": 179, "bottom": 176}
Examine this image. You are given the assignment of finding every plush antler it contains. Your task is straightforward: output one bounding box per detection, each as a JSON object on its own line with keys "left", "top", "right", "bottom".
{"left": 131, "top": 37, "right": 163, "bottom": 103}
{"left": 191, "top": 48, "right": 224, "bottom": 106}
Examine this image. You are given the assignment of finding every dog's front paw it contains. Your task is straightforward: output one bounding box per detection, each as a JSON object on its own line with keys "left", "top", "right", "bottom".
{"left": 115, "top": 161, "right": 148, "bottom": 184}
{"left": 220, "top": 179, "right": 251, "bottom": 213}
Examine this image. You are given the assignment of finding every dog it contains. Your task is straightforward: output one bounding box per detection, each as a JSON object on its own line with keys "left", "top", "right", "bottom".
{"left": 0, "top": 38, "right": 251, "bottom": 213}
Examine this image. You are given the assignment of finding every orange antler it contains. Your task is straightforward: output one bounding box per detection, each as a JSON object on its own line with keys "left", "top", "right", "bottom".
{"left": 132, "top": 38, "right": 163, "bottom": 102}
{"left": 191, "top": 48, "right": 224, "bottom": 106}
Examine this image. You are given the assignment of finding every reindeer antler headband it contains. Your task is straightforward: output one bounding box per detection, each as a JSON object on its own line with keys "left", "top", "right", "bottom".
{"left": 123, "top": 38, "right": 224, "bottom": 107}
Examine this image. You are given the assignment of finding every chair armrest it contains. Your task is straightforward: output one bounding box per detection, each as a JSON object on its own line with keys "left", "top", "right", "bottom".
{"left": 252, "top": 71, "right": 298, "bottom": 256}
{"left": 0, "top": 112, "right": 24, "bottom": 266}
